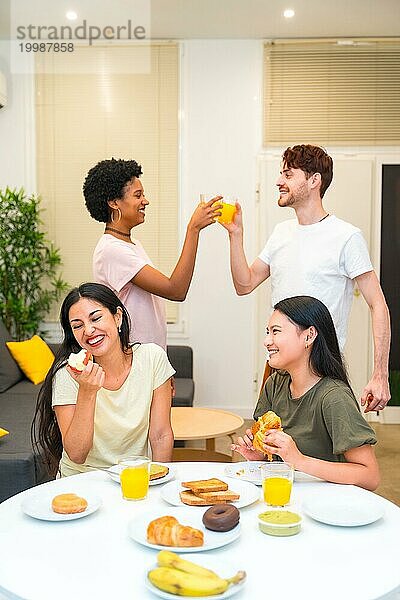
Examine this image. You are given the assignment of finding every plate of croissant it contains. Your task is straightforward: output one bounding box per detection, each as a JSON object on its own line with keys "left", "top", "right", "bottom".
{"left": 128, "top": 507, "right": 241, "bottom": 553}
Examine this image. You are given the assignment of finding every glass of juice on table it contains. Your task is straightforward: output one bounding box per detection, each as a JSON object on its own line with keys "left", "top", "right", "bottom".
{"left": 261, "top": 462, "right": 294, "bottom": 506}
{"left": 119, "top": 456, "right": 150, "bottom": 500}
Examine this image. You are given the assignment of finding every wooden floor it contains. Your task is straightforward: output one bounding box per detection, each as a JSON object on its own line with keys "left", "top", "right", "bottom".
{"left": 187, "top": 420, "right": 400, "bottom": 506}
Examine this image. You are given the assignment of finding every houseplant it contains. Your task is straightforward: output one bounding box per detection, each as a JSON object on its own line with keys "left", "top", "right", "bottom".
{"left": 0, "top": 187, "right": 68, "bottom": 340}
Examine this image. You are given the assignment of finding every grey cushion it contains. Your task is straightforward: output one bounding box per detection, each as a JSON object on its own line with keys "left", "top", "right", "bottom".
{"left": 0, "top": 382, "right": 52, "bottom": 502}
{"left": 167, "top": 346, "right": 193, "bottom": 379}
{"left": 0, "top": 321, "right": 23, "bottom": 393}
{"left": 173, "top": 378, "right": 195, "bottom": 408}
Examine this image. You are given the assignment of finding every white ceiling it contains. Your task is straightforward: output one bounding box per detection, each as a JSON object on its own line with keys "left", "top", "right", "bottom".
{"left": 1, "top": 0, "right": 400, "bottom": 40}
{"left": 149, "top": 0, "right": 400, "bottom": 39}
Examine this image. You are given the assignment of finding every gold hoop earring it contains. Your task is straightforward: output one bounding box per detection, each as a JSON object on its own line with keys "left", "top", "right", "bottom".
{"left": 111, "top": 207, "right": 122, "bottom": 224}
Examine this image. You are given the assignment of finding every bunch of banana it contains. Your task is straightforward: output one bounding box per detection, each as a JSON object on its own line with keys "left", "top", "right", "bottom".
{"left": 148, "top": 550, "right": 246, "bottom": 597}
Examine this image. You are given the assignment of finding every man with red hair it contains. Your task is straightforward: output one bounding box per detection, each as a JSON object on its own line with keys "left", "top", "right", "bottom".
{"left": 225, "top": 144, "right": 390, "bottom": 412}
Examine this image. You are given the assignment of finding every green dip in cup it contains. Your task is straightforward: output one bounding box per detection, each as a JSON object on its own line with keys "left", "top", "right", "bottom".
{"left": 258, "top": 510, "right": 302, "bottom": 536}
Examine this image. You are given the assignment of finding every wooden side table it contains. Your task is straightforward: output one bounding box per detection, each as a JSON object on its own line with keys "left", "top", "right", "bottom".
{"left": 171, "top": 407, "right": 244, "bottom": 452}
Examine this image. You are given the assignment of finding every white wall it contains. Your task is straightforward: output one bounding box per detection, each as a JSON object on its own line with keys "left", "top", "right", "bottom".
{"left": 0, "top": 43, "right": 35, "bottom": 191}
{"left": 168, "top": 40, "right": 263, "bottom": 416}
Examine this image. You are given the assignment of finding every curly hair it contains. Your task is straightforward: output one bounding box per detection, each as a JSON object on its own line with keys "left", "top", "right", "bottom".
{"left": 282, "top": 145, "right": 333, "bottom": 198}
{"left": 83, "top": 158, "right": 143, "bottom": 222}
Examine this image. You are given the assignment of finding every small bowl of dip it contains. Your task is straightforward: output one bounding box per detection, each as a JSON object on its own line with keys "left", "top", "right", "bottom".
{"left": 258, "top": 510, "right": 302, "bottom": 536}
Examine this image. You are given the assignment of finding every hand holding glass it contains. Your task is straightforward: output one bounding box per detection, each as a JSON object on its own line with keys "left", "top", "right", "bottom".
{"left": 119, "top": 456, "right": 150, "bottom": 500}
{"left": 261, "top": 462, "right": 294, "bottom": 506}
{"left": 200, "top": 194, "right": 237, "bottom": 224}
{"left": 217, "top": 198, "right": 237, "bottom": 224}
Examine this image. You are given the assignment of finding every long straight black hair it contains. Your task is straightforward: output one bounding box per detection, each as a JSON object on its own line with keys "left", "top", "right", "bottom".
{"left": 274, "top": 295, "right": 351, "bottom": 388}
{"left": 32, "top": 283, "right": 132, "bottom": 475}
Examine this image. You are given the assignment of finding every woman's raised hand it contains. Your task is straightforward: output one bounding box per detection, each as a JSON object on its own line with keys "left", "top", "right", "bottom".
{"left": 231, "top": 428, "right": 265, "bottom": 461}
{"left": 189, "top": 196, "right": 223, "bottom": 231}
{"left": 66, "top": 361, "right": 105, "bottom": 393}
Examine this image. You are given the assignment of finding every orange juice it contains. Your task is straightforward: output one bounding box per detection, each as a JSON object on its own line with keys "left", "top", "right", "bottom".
{"left": 120, "top": 466, "right": 149, "bottom": 500}
{"left": 263, "top": 477, "right": 292, "bottom": 506}
{"left": 217, "top": 202, "right": 236, "bottom": 224}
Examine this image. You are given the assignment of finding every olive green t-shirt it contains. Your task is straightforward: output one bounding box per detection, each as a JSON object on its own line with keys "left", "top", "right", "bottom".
{"left": 254, "top": 371, "right": 377, "bottom": 462}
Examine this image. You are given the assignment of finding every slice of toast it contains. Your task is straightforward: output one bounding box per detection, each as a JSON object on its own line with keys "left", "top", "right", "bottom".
{"left": 150, "top": 463, "right": 169, "bottom": 481}
{"left": 180, "top": 490, "right": 237, "bottom": 506}
{"left": 181, "top": 478, "right": 228, "bottom": 493}
{"left": 194, "top": 489, "right": 240, "bottom": 502}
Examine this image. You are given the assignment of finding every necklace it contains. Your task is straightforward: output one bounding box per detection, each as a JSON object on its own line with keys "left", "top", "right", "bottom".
{"left": 104, "top": 226, "right": 131, "bottom": 239}
{"left": 318, "top": 213, "right": 330, "bottom": 223}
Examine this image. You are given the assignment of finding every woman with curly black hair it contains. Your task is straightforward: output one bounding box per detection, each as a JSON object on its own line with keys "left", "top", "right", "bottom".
{"left": 83, "top": 158, "right": 221, "bottom": 349}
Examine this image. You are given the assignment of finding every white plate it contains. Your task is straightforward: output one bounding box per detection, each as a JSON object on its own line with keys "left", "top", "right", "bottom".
{"left": 224, "top": 462, "right": 323, "bottom": 485}
{"left": 107, "top": 463, "right": 176, "bottom": 486}
{"left": 128, "top": 506, "right": 241, "bottom": 553}
{"left": 160, "top": 478, "right": 259, "bottom": 509}
{"left": 145, "top": 554, "right": 246, "bottom": 600}
{"left": 21, "top": 491, "right": 102, "bottom": 521}
{"left": 302, "top": 495, "right": 385, "bottom": 527}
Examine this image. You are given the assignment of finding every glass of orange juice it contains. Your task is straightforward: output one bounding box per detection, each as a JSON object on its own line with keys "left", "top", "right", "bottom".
{"left": 119, "top": 456, "right": 150, "bottom": 501}
{"left": 200, "top": 194, "right": 237, "bottom": 224}
{"left": 217, "top": 200, "right": 237, "bottom": 225}
{"left": 261, "top": 462, "right": 294, "bottom": 506}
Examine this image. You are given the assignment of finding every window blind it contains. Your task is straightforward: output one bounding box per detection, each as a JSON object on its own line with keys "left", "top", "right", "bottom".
{"left": 264, "top": 39, "right": 400, "bottom": 146}
{"left": 35, "top": 43, "right": 179, "bottom": 322}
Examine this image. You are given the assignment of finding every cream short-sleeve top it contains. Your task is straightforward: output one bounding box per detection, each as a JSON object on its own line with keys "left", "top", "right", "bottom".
{"left": 52, "top": 343, "right": 175, "bottom": 477}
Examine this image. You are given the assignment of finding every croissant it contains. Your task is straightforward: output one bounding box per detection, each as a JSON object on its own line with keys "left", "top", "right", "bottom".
{"left": 147, "top": 516, "right": 204, "bottom": 547}
{"left": 251, "top": 411, "right": 282, "bottom": 460}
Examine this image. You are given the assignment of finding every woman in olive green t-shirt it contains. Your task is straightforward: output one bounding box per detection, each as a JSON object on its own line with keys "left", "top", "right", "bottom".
{"left": 232, "top": 295, "right": 380, "bottom": 491}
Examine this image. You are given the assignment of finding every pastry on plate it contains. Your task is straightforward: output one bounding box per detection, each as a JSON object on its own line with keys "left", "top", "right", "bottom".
{"left": 147, "top": 515, "right": 204, "bottom": 547}
{"left": 51, "top": 493, "right": 88, "bottom": 514}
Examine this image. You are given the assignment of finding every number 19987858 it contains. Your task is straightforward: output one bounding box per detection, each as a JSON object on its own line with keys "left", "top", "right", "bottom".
{"left": 19, "top": 42, "right": 74, "bottom": 52}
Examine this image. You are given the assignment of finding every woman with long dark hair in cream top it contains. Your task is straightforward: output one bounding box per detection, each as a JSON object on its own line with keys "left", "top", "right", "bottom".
{"left": 33, "top": 283, "right": 175, "bottom": 477}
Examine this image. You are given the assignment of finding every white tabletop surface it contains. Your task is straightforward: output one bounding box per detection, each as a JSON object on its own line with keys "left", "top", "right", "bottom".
{"left": 0, "top": 462, "right": 400, "bottom": 600}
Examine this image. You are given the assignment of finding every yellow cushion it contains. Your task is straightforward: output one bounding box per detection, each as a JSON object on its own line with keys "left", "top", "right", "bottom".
{"left": 0, "top": 427, "right": 9, "bottom": 438}
{"left": 6, "top": 335, "right": 55, "bottom": 385}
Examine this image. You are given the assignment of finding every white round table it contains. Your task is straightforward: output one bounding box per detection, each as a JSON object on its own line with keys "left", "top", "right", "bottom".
{"left": 0, "top": 462, "right": 399, "bottom": 600}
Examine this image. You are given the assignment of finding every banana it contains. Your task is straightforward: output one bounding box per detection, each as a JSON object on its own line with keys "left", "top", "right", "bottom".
{"left": 148, "top": 566, "right": 246, "bottom": 597}
{"left": 157, "top": 550, "right": 220, "bottom": 580}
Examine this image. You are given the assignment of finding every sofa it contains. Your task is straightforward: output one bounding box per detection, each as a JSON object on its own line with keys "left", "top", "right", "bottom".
{"left": 0, "top": 319, "right": 194, "bottom": 503}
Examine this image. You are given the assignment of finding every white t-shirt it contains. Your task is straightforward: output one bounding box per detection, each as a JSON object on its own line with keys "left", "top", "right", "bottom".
{"left": 258, "top": 215, "right": 373, "bottom": 349}
{"left": 93, "top": 234, "right": 167, "bottom": 349}
{"left": 52, "top": 343, "right": 175, "bottom": 477}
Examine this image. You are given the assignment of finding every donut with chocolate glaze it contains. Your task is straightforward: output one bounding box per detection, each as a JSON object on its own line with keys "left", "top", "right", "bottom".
{"left": 202, "top": 504, "right": 240, "bottom": 532}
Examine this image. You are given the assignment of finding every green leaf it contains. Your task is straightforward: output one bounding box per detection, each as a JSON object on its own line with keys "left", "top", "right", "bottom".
{"left": 0, "top": 187, "right": 69, "bottom": 340}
